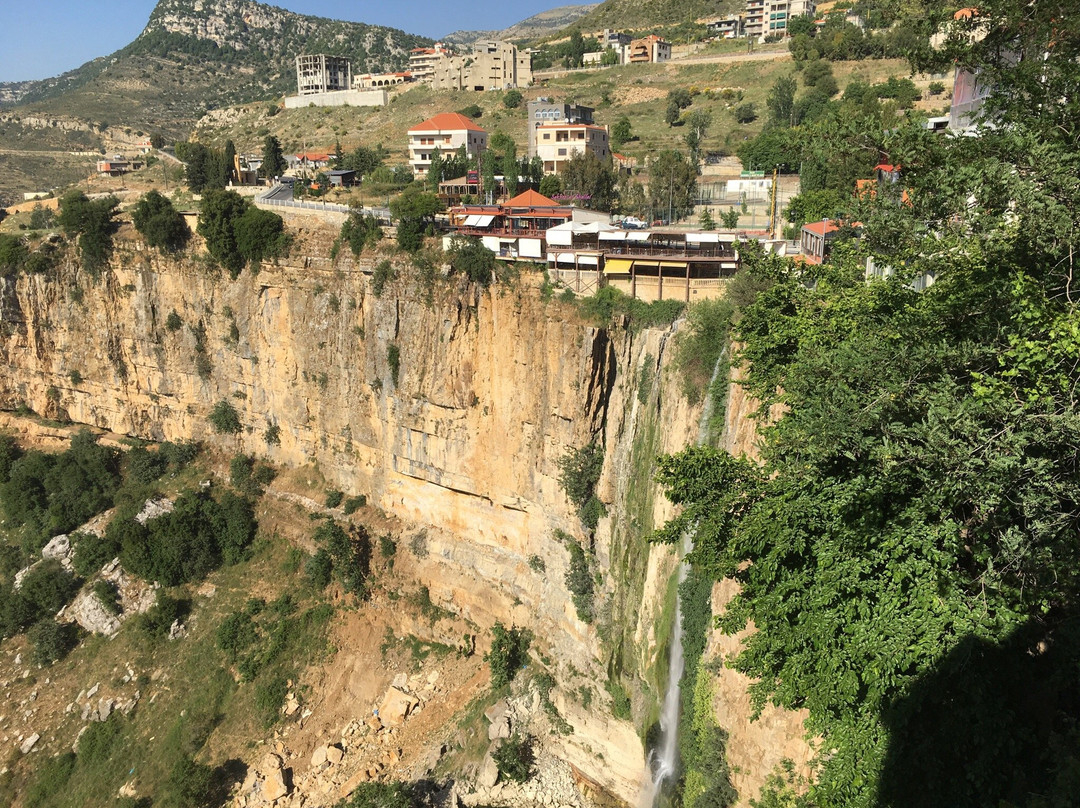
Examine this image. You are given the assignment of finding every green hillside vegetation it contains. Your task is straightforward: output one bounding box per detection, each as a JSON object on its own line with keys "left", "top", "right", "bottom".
{"left": 7, "top": 0, "right": 433, "bottom": 140}
{"left": 563, "top": 0, "right": 741, "bottom": 34}
{"left": 654, "top": 3, "right": 1080, "bottom": 805}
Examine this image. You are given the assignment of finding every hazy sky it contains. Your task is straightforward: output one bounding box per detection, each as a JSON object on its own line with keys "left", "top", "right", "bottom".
{"left": 0, "top": 0, "right": 585, "bottom": 82}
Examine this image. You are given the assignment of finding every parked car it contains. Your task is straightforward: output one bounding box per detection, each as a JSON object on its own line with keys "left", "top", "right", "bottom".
{"left": 622, "top": 216, "right": 647, "bottom": 229}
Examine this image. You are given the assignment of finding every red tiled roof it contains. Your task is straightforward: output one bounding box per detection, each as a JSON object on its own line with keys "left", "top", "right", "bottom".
{"left": 803, "top": 220, "right": 842, "bottom": 236}
{"left": 504, "top": 189, "right": 559, "bottom": 207}
{"left": 295, "top": 152, "right": 330, "bottom": 162}
{"left": 409, "top": 112, "right": 487, "bottom": 133}
{"left": 875, "top": 163, "right": 901, "bottom": 172}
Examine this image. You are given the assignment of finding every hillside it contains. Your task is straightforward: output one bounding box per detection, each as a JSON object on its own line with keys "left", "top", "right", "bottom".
{"left": 442, "top": 3, "right": 600, "bottom": 46}
{"left": 0, "top": 0, "right": 433, "bottom": 135}
{"left": 566, "top": 0, "right": 738, "bottom": 32}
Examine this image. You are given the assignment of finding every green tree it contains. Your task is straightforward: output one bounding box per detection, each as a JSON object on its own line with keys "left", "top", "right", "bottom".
{"left": 502, "top": 151, "right": 518, "bottom": 197}
{"left": 428, "top": 148, "right": 443, "bottom": 192}
{"left": 503, "top": 89, "right": 522, "bottom": 109}
{"left": 198, "top": 189, "right": 248, "bottom": 277}
{"left": 57, "top": 191, "right": 119, "bottom": 272}
{"left": 683, "top": 108, "right": 713, "bottom": 169}
{"left": 132, "top": 190, "right": 190, "bottom": 253}
{"left": 561, "top": 152, "right": 617, "bottom": 212}
{"left": 492, "top": 735, "right": 535, "bottom": 782}
{"left": 486, "top": 622, "right": 531, "bottom": 687}
{"left": 447, "top": 237, "right": 496, "bottom": 285}
{"left": 234, "top": 206, "right": 288, "bottom": 268}
{"left": 610, "top": 116, "right": 633, "bottom": 149}
{"left": 601, "top": 46, "right": 620, "bottom": 66}
{"left": 699, "top": 208, "right": 715, "bottom": 230}
{"left": 647, "top": 150, "right": 697, "bottom": 223}
{"left": 260, "top": 135, "right": 287, "bottom": 180}
{"left": 539, "top": 174, "right": 562, "bottom": 199}
{"left": 766, "top": 75, "right": 798, "bottom": 127}
{"left": 389, "top": 185, "right": 441, "bottom": 252}
{"left": 209, "top": 400, "right": 242, "bottom": 434}
{"left": 734, "top": 103, "right": 757, "bottom": 124}
{"left": 720, "top": 207, "right": 740, "bottom": 229}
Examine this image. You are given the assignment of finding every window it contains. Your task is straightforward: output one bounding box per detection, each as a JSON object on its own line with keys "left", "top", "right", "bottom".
{"left": 543, "top": 133, "right": 550, "bottom": 140}
{"left": 558, "top": 148, "right": 567, "bottom": 156}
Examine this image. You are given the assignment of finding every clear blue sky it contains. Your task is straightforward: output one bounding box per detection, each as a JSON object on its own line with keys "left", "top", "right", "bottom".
{"left": 0, "top": 0, "right": 584, "bottom": 83}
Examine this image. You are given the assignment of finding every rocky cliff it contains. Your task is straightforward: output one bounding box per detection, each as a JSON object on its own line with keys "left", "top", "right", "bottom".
{"left": 0, "top": 236, "right": 705, "bottom": 803}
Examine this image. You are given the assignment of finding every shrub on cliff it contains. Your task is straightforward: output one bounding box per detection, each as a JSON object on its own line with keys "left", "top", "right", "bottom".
{"left": 493, "top": 735, "right": 535, "bottom": 782}
{"left": 234, "top": 205, "right": 289, "bottom": 269}
{"left": 208, "top": 400, "right": 242, "bottom": 434}
{"left": 132, "top": 190, "right": 190, "bottom": 253}
{"left": 446, "top": 236, "right": 495, "bottom": 285}
{"left": 389, "top": 185, "right": 441, "bottom": 252}
{"left": 198, "top": 190, "right": 248, "bottom": 278}
{"left": 486, "top": 622, "right": 531, "bottom": 687}
{"left": 337, "top": 213, "right": 382, "bottom": 258}
{"left": 57, "top": 190, "right": 119, "bottom": 274}
{"left": 557, "top": 441, "right": 606, "bottom": 528}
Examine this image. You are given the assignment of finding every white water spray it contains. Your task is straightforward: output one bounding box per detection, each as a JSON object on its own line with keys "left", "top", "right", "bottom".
{"left": 641, "top": 352, "right": 727, "bottom": 807}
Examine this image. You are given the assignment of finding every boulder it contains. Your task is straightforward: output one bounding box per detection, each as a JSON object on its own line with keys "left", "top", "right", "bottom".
{"left": 477, "top": 751, "right": 499, "bottom": 788}
{"left": 69, "top": 589, "right": 122, "bottom": 637}
{"left": 20, "top": 733, "right": 40, "bottom": 754}
{"left": 326, "top": 745, "right": 344, "bottom": 765}
{"left": 260, "top": 752, "right": 284, "bottom": 773}
{"left": 41, "top": 535, "right": 72, "bottom": 563}
{"left": 311, "top": 745, "right": 328, "bottom": 767}
{"left": 378, "top": 687, "right": 419, "bottom": 728}
{"left": 134, "top": 497, "right": 174, "bottom": 525}
{"left": 262, "top": 767, "right": 289, "bottom": 802}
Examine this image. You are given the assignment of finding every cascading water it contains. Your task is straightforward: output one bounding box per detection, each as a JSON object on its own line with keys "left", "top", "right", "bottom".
{"left": 642, "top": 352, "right": 727, "bottom": 808}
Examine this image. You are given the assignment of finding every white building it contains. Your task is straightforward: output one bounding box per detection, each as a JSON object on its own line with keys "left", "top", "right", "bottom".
{"left": 407, "top": 113, "right": 488, "bottom": 178}
{"left": 534, "top": 122, "right": 610, "bottom": 175}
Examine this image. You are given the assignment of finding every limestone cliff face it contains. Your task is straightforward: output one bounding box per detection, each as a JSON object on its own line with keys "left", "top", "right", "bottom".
{"left": 0, "top": 242, "right": 699, "bottom": 802}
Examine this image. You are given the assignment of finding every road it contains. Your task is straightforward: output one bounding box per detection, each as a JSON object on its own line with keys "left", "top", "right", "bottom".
{"left": 532, "top": 47, "right": 791, "bottom": 80}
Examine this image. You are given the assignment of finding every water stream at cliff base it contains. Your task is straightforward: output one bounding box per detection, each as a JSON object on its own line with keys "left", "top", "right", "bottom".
{"left": 641, "top": 353, "right": 726, "bottom": 808}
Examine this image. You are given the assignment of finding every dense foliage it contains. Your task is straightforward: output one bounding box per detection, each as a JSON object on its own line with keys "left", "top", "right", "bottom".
{"left": 198, "top": 190, "right": 288, "bottom": 278}
{"left": 486, "top": 622, "right": 531, "bottom": 688}
{"left": 654, "top": 7, "right": 1080, "bottom": 803}
{"left": 132, "top": 190, "right": 190, "bottom": 252}
{"left": 57, "top": 191, "right": 119, "bottom": 273}
{"left": 388, "top": 186, "right": 441, "bottom": 252}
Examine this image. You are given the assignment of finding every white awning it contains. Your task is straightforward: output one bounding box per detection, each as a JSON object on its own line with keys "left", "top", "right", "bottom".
{"left": 627, "top": 232, "right": 651, "bottom": 241}
{"left": 547, "top": 229, "right": 573, "bottom": 246}
{"left": 462, "top": 215, "right": 480, "bottom": 226}
{"left": 578, "top": 254, "right": 599, "bottom": 265}
{"left": 599, "top": 231, "right": 626, "bottom": 241}
{"left": 557, "top": 252, "right": 577, "bottom": 263}
{"left": 474, "top": 214, "right": 496, "bottom": 227}
{"left": 686, "top": 233, "right": 721, "bottom": 243}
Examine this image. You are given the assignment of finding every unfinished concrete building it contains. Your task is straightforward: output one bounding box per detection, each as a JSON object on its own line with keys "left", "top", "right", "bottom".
{"left": 295, "top": 54, "right": 352, "bottom": 96}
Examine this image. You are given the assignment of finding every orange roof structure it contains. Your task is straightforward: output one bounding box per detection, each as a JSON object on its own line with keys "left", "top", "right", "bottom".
{"left": 504, "top": 190, "right": 559, "bottom": 208}
{"left": 295, "top": 152, "right": 330, "bottom": 162}
{"left": 409, "top": 112, "right": 486, "bottom": 133}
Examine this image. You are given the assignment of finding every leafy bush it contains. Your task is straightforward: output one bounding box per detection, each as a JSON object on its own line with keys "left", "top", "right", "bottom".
{"left": 92, "top": 579, "right": 121, "bottom": 615}
{"left": 734, "top": 103, "right": 757, "bottom": 124}
{"left": 125, "top": 445, "right": 169, "bottom": 484}
{"left": 264, "top": 423, "right": 281, "bottom": 446}
{"left": 77, "top": 715, "right": 123, "bottom": 767}
{"left": 343, "top": 495, "right": 366, "bottom": 515}
{"left": 492, "top": 735, "right": 535, "bottom": 782}
{"left": 117, "top": 489, "right": 256, "bottom": 585}
{"left": 57, "top": 190, "right": 119, "bottom": 273}
{"left": 387, "top": 344, "right": 400, "bottom": 386}
{"left": 29, "top": 619, "right": 79, "bottom": 665}
{"left": 528, "top": 555, "right": 545, "bottom": 573}
{"left": 503, "top": 89, "right": 523, "bottom": 109}
{"left": 577, "top": 286, "right": 684, "bottom": 330}
{"left": 254, "top": 674, "right": 290, "bottom": 727}
{"left": 208, "top": 400, "right": 242, "bottom": 434}
{"left": 324, "top": 489, "right": 344, "bottom": 509}
{"left": 313, "top": 521, "right": 371, "bottom": 596}
{"left": 458, "top": 104, "right": 482, "bottom": 119}
{"left": 338, "top": 213, "right": 382, "bottom": 257}
{"left": 71, "top": 530, "right": 120, "bottom": 578}
{"left": 557, "top": 442, "right": 605, "bottom": 528}
{"left": 305, "top": 549, "right": 333, "bottom": 588}
{"left": 166, "top": 310, "right": 183, "bottom": 331}
{"left": 564, "top": 539, "right": 595, "bottom": 622}
{"left": 371, "top": 259, "right": 396, "bottom": 297}
{"left": 341, "top": 782, "right": 415, "bottom": 808}
{"left": 1, "top": 429, "right": 121, "bottom": 547}
{"left": 135, "top": 593, "right": 187, "bottom": 638}
{"left": 447, "top": 236, "right": 496, "bottom": 285}
{"left": 675, "top": 299, "right": 735, "bottom": 405}
{"left": 164, "top": 755, "right": 213, "bottom": 808}
{"left": 217, "top": 610, "right": 259, "bottom": 663}
{"left": 486, "top": 622, "right": 531, "bottom": 687}
{"left": 132, "top": 190, "right": 190, "bottom": 253}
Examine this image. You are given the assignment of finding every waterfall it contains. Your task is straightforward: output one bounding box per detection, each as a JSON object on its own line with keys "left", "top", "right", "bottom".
{"left": 642, "top": 352, "right": 727, "bottom": 807}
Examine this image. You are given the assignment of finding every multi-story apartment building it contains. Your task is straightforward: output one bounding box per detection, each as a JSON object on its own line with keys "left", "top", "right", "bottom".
{"left": 526, "top": 100, "right": 594, "bottom": 159}
{"left": 407, "top": 113, "right": 488, "bottom": 178}
{"left": 408, "top": 43, "right": 454, "bottom": 83}
{"left": 745, "top": 0, "right": 815, "bottom": 38}
{"left": 428, "top": 41, "right": 532, "bottom": 91}
{"left": 295, "top": 54, "right": 352, "bottom": 95}
{"left": 534, "top": 122, "right": 610, "bottom": 175}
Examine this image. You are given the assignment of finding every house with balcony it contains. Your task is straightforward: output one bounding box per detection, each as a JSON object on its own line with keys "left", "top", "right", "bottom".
{"left": 408, "top": 113, "right": 488, "bottom": 179}
{"left": 534, "top": 122, "right": 610, "bottom": 175}
{"left": 445, "top": 189, "right": 609, "bottom": 261}
{"left": 548, "top": 228, "right": 742, "bottom": 300}
{"left": 408, "top": 43, "right": 454, "bottom": 83}
{"left": 527, "top": 100, "right": 594, "bottom": 159}
{"left": 627, "top": 35, "right": 671, "bottom": 63}
{"left": 745, "top": 0, "right": 815, "bottom": 38}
